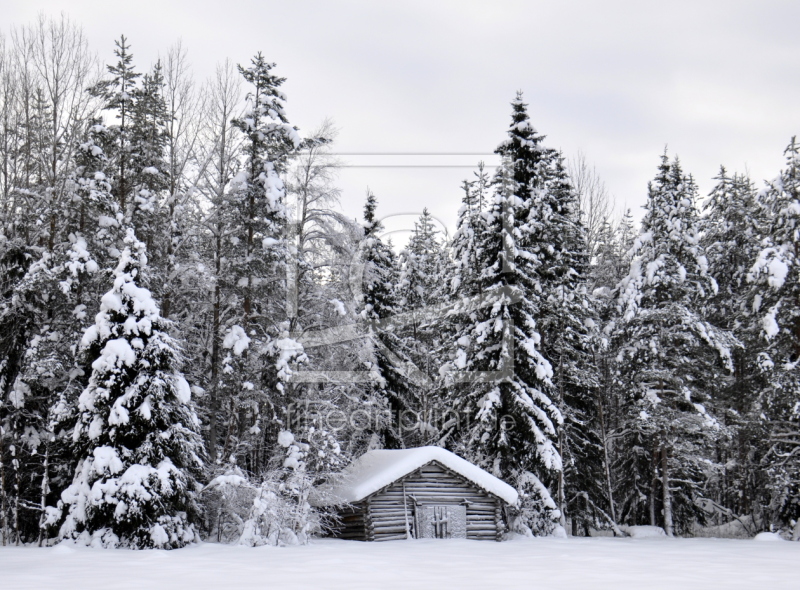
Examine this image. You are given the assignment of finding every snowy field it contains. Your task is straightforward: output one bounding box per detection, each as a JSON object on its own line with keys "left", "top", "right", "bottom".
{"left": 1, "top": 536, "right": 798, "bottom": 590}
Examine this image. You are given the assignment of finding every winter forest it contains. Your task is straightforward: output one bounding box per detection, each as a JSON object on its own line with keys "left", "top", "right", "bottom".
{"left": 2, "top": 14, "right": 800, "bottom": 551}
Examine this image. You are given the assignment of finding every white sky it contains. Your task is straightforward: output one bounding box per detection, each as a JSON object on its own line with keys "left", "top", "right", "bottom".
{"left": 5, "top": 0, "right": 800, "bottom": 243}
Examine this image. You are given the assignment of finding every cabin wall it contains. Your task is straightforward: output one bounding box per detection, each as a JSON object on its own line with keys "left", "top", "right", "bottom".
{"left": 365, "top": 461, "right": 505, "bottom": 541}
{"left": 332, "top": 503, "right": 368, "bottom": 541}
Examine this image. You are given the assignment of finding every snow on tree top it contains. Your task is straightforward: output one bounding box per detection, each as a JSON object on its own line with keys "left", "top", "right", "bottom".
{"left": 310, "top": 446, "right": 519, "bottom": 506}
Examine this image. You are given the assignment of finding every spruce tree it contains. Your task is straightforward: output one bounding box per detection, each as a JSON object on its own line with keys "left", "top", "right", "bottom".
{"left": 446, "top": 94, "right": 562, "bottom": 534}
{"left": 89, "top": 36, "right": 140, "bottom": 217}
{"left": 396, "top": 208, "right": 448, "bottom": 442}
{"left": 0, "top": 116, "right": 124, "bottom": 545}
{"left": 450, "top": 171, "right": 488, "bottom": 299}
{"left": 129, "top": 60, "right": 169, "bottom": 258}
{"left": 702, "top": 167, "right": 768, "bottom": 520}
{"left": 55, "top": 229, "right": 204, "bottom": 548}
{"left": 216, "top": 53, "right": 304, "bottom": 472}
{"left": 533, "top": 155, "right": 605, "bottom": 533}
{"left": 358, "top": 191, "right": 413, "bottom": 448}
{"left": 613, "top": 153, "right": 737, "bottom": 535}
{"left": 746, "top": 137, "right": 800, "bottom": 530}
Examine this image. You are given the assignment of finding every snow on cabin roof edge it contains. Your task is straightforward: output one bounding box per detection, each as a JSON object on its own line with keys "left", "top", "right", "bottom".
{"left": 310, "top": 446, "right": 519, "bottom": 507}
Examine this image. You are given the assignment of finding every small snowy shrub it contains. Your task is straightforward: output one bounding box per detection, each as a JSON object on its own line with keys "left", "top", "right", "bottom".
{"left": 509, "top": 471, "right": 560, "bottom": 537}
{"left": 201, "top": 431, "right": 322, "bottom": 546}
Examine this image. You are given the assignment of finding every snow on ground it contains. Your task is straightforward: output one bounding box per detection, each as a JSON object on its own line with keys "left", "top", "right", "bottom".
{"left": 1, "top": 536, "right": 798, "bottom": 590}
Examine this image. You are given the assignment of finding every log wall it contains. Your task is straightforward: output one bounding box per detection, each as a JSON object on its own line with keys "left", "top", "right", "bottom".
{"left": 327, "top": 461, "right": 509, "bottom": 542}
{"left": 365, "top": 461, "right": 505, "bottom": 542}
{"left": 333, "top": 503, "right": 368, "bottom": 541}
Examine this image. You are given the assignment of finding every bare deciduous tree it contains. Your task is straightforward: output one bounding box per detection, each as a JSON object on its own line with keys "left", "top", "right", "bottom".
{"left": 17, "top": 14, "right": 100, "bottom": 249}
{"left": 285, "top": 119, "right": 345, "bottom": 330}
{"left": 160, "top": 40, "right": 201, "bottom": 318}
{"left": 568, "top": 151, "right": 614, "bottom": 260}
{"left": 194, "top": 59, "right": 243, "bottom": 462}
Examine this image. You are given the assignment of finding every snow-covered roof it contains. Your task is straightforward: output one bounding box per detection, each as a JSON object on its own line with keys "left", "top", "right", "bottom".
{"left": 310, "top": 446, "right": 518, "bottom": 506}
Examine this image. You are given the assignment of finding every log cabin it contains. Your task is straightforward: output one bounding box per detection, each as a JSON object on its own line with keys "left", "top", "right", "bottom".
{"left": 310, "top": 446, "right": 518, "bottom": 542}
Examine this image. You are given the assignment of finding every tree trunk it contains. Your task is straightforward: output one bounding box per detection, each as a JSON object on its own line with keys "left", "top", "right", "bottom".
{"left": 208, "top": 267, "right": 221, "bottom": 463}
{"left": 597, "top": 392, "right": 617, "bottom": 526}
{"left": 37, "top": 441, "right": 50, "bottom": 546}
{"left": 557, "top": 429, "right": 566, "bottom": 529}
{"left": 556, "top": 346, "right": 566, "bottom": 529}
{"left": 0, "top": 440, "right": 7, "bottom": 546}
{"left": 650, "top": 446, "right": 658, "bottom": 527}
{"left": 661, "top": 445, "right": 674, "bottom": 536}
{"left": 13, "top": 445, "right": 21, "bottom": 545}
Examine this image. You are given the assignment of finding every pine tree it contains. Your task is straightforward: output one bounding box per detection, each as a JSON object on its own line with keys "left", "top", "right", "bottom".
{"left": 89, "top": 36, "right": 140, "bottom": 218}
{"left": 746, "top": 137, "right": 800, "bottom": 531}
{"left": 613, "top": 153, "right": 737, "bottom": 535}
{"left": 129, "top": 60, "right": 169, "bottom": 258}
{"left": 55, "top": 229, "right": 204, "bottom": 548}
{"left": 701, "top": 167, "right": 768, "bottom": 521}
{"left": 396, "top": 208, "right": 449, "bottom": 443}
{"left": 214, "top": 53, "right": 305, "bottom": 473}
{"left": 358, "top": 191, "right": 414, "bottom": 448}
{"left": 445, "top": 94, "right": 562, "bottom": 534}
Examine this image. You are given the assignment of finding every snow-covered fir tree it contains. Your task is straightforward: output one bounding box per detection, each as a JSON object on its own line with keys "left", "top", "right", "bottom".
{"left": 129, "top": 60, "right": 169, "bottom": 261}
{"left": 89, "top": 36, "right": 141, "bottom": 219}
{"left": 54, "top": 229, "right": 204, "bottom": 548}
{"left": 444, "top": 94, "right": 563, "bottom": 535}
{"left": 0, "top": 111, "right": 127, "bottom": 546}
{"left": 450, "top": 168, "right": 489, "bottom": 299}
{"left": 746, "top": 137, "right": 800, "bottom": 531}
{"left": 211, "top": 53, "right": 305, "bottom": 472}
{"left": 357, "top": 191, "right": 415, "bottom": 448}
{"left": 613, "top": 153, "right": 738, "bottom": 535}
{"left": 532, "top": 154, "right": 605, "bottom": 534}
{"left": 395, "top": 208, "right": 449, "bottom": 443}
{"left": 701, "top": 167, "right": 769, "bottom": 520}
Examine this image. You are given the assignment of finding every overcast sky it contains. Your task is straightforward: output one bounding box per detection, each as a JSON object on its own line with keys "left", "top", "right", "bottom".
{"left": 6, "top": 0, "right": 800, "bottom": 243}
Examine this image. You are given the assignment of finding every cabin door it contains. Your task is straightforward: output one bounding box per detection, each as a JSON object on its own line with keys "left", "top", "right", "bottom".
{"left": 417, "top": 505, "right": 467, "bottom": 539}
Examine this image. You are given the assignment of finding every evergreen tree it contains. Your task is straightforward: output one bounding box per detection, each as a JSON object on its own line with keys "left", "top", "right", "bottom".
{"left": 0, "top": 244, "right": 50, "bottom": 545}
{"left": 55, "top": 229, "right": 204, "bottom": 548}
{"left": 228, "top": 53, "right": 299, "bottom": 333}
{"left": 358, "top": 191, "right": 414, "bottom": 448}
{"left": 0, "top": 116, "right": 122, "bottom": 545}
{"left": 129, "top": 60, "right": 169, "bottom": 258}
{"left": 533, "top": 155, "right": 605, "bottom": 533}
{"left": 591, "top": 210, "right": 636, "bottom": 295}
{"left": 702, "top": 167, "right": 768, "bottom": 521}
{"left": 215, "top": 53, "right": 304, "bottom": 473}
{"left": 445, "top": 94, "right": 562, "bottom": 534}
{"left": 613, "top": 153, "right": 737, "bottom": 535}
{"left": 450, "top": 169, "right": 488, "bottom": 299}
{"left": 89, "top": 36, "right": 140, "bottom": 218}
{"left": 396, "top": 208, "right": 449, "bottom": 443}
{"left": 589, "top": 209, "right": 638, "bottom": 534}
{"left": 441, "top": 175, "right": 490, "bottom": 444}
{"left": 746, "top": 137, "right": 800, "bottom": 530}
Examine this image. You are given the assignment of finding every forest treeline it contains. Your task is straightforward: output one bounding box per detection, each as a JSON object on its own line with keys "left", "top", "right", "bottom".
{"left": 1, "top": 16, "right": 799, "bottom": 547}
